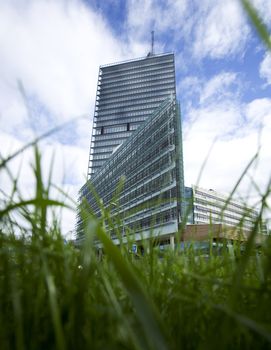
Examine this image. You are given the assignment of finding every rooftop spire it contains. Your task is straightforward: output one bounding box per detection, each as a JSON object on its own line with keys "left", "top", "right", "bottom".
{"left": 151, "top": 30, "right": 154, "bottom": 55}
{"left": 147, "top": 31, "right": 155, "bottom": 57}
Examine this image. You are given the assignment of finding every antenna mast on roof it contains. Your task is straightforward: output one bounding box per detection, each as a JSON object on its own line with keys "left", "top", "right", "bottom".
{"left": 151, "top": 30, "right": 154, "bottom": 55}
{"left": 147, "top": 30, "right": 155, "bottom": 57}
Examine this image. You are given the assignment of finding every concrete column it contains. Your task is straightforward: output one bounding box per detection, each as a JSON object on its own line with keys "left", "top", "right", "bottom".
{"left": 170, "top": 234, "right": 175, "bottom": 250}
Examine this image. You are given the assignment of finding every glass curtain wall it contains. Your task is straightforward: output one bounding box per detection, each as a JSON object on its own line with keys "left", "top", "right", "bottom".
{"left": 78, "top": 98, "right": 184, "bottom": 242}
{"left": 88, "top": 53, "right": 176, "bottom": 177}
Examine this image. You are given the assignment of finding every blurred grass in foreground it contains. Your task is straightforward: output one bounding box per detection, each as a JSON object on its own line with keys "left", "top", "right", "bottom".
{"left": 0, "top": 140, "right": 271, "bottom": 350}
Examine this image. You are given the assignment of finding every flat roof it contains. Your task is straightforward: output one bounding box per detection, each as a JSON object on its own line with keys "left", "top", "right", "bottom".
{"left": 100, "top": 52, "right": 174, "bottom": 69}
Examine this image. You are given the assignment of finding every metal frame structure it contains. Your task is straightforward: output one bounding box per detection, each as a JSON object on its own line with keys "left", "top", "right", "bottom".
{"left": 78, "top": 98, "right": 185, "bottom": 243}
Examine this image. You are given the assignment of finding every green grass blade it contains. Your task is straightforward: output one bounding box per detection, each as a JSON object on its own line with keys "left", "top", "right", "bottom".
{"left": 241, "top": 0, "right": 271, "bottom": 50}
{"left": 0, "top": 198, "right": 73, "bottom": 220}
{"left": 96, "top": 225, "right": 169, "bottom": 350}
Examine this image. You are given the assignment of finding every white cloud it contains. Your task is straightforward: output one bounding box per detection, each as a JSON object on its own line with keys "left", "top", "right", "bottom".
{"left": 259, "top": 53, "right": 271, "bottom": 86}
{"left": 178, "top": 76, "right": 202, "bottom": 96}
{"left": 126, "top": 0, "right": 254, "bottom": 61}
{"left": 184, "top": 122, "right": 269, "bottom": 207}
{"left": 182, "top": 70, "right": 271, "bottom": 207}
{"left": 250, "top": 0, "right": 271, "bottom": 26}
{"left": 0, "top": 0, "right": 135, "bottom": 235}
{"left": 193, "top": 0, "right": 250, "bottom": 59}
{"left": 126, "top": 0, "right": 190, "bottom": 53}
{"left": 183, "top": 76, "right": 271, "bottom": 209}
{"left": 127, "top": 0, "right": 188, "bottom": 36}
{"left": 0, "top": 0, "right": 126, "bottom": 130}
{"left": 185, "top": 102, "right": 242, "bottom": 141}
{"left": 246, "top": 97, "right": 271, "bottom": 127}
{"left": 200, "top": 72, "right": 238, "bottom": 104}
{"left": 0, "top": 130, "right": 88, "bottom": 235}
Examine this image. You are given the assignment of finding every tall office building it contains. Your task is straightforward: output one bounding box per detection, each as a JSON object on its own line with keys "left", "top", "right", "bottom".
{"left": 88, "top": 53, "right": 177, "bottom": 177}
{"left": 78, "top": 53, "right": 185, "bottom": 244}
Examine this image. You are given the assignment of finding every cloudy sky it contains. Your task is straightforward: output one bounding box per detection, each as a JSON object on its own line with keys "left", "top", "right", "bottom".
{"left": 1, "top": 0, "right": 271, "bottom": 234}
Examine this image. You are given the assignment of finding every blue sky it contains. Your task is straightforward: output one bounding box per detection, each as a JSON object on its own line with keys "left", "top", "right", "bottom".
{"left": 0, "top": 0, "right": 271, "bottom": 234}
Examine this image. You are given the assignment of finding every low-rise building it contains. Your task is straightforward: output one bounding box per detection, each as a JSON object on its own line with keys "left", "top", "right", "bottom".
{"left": 184, "top": 185, "right": 267, "bottom": 234}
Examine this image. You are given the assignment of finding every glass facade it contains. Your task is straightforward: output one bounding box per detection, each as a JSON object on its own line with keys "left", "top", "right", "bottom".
{"left": 77, "top": 53, "right": 185, "bottom": 243}
{"left": 185, "top": 185, "right": 263, "bottom": 232}
{"left": 88, "top": 53, "right": 177, "bottom": 177}
{"left": 78, "top": 98, "right": 185, "bottom": 242}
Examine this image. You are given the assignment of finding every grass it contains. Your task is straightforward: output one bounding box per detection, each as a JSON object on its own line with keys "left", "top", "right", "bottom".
{"left": 0, "top": 142, "right": 271, "bottom": 350}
